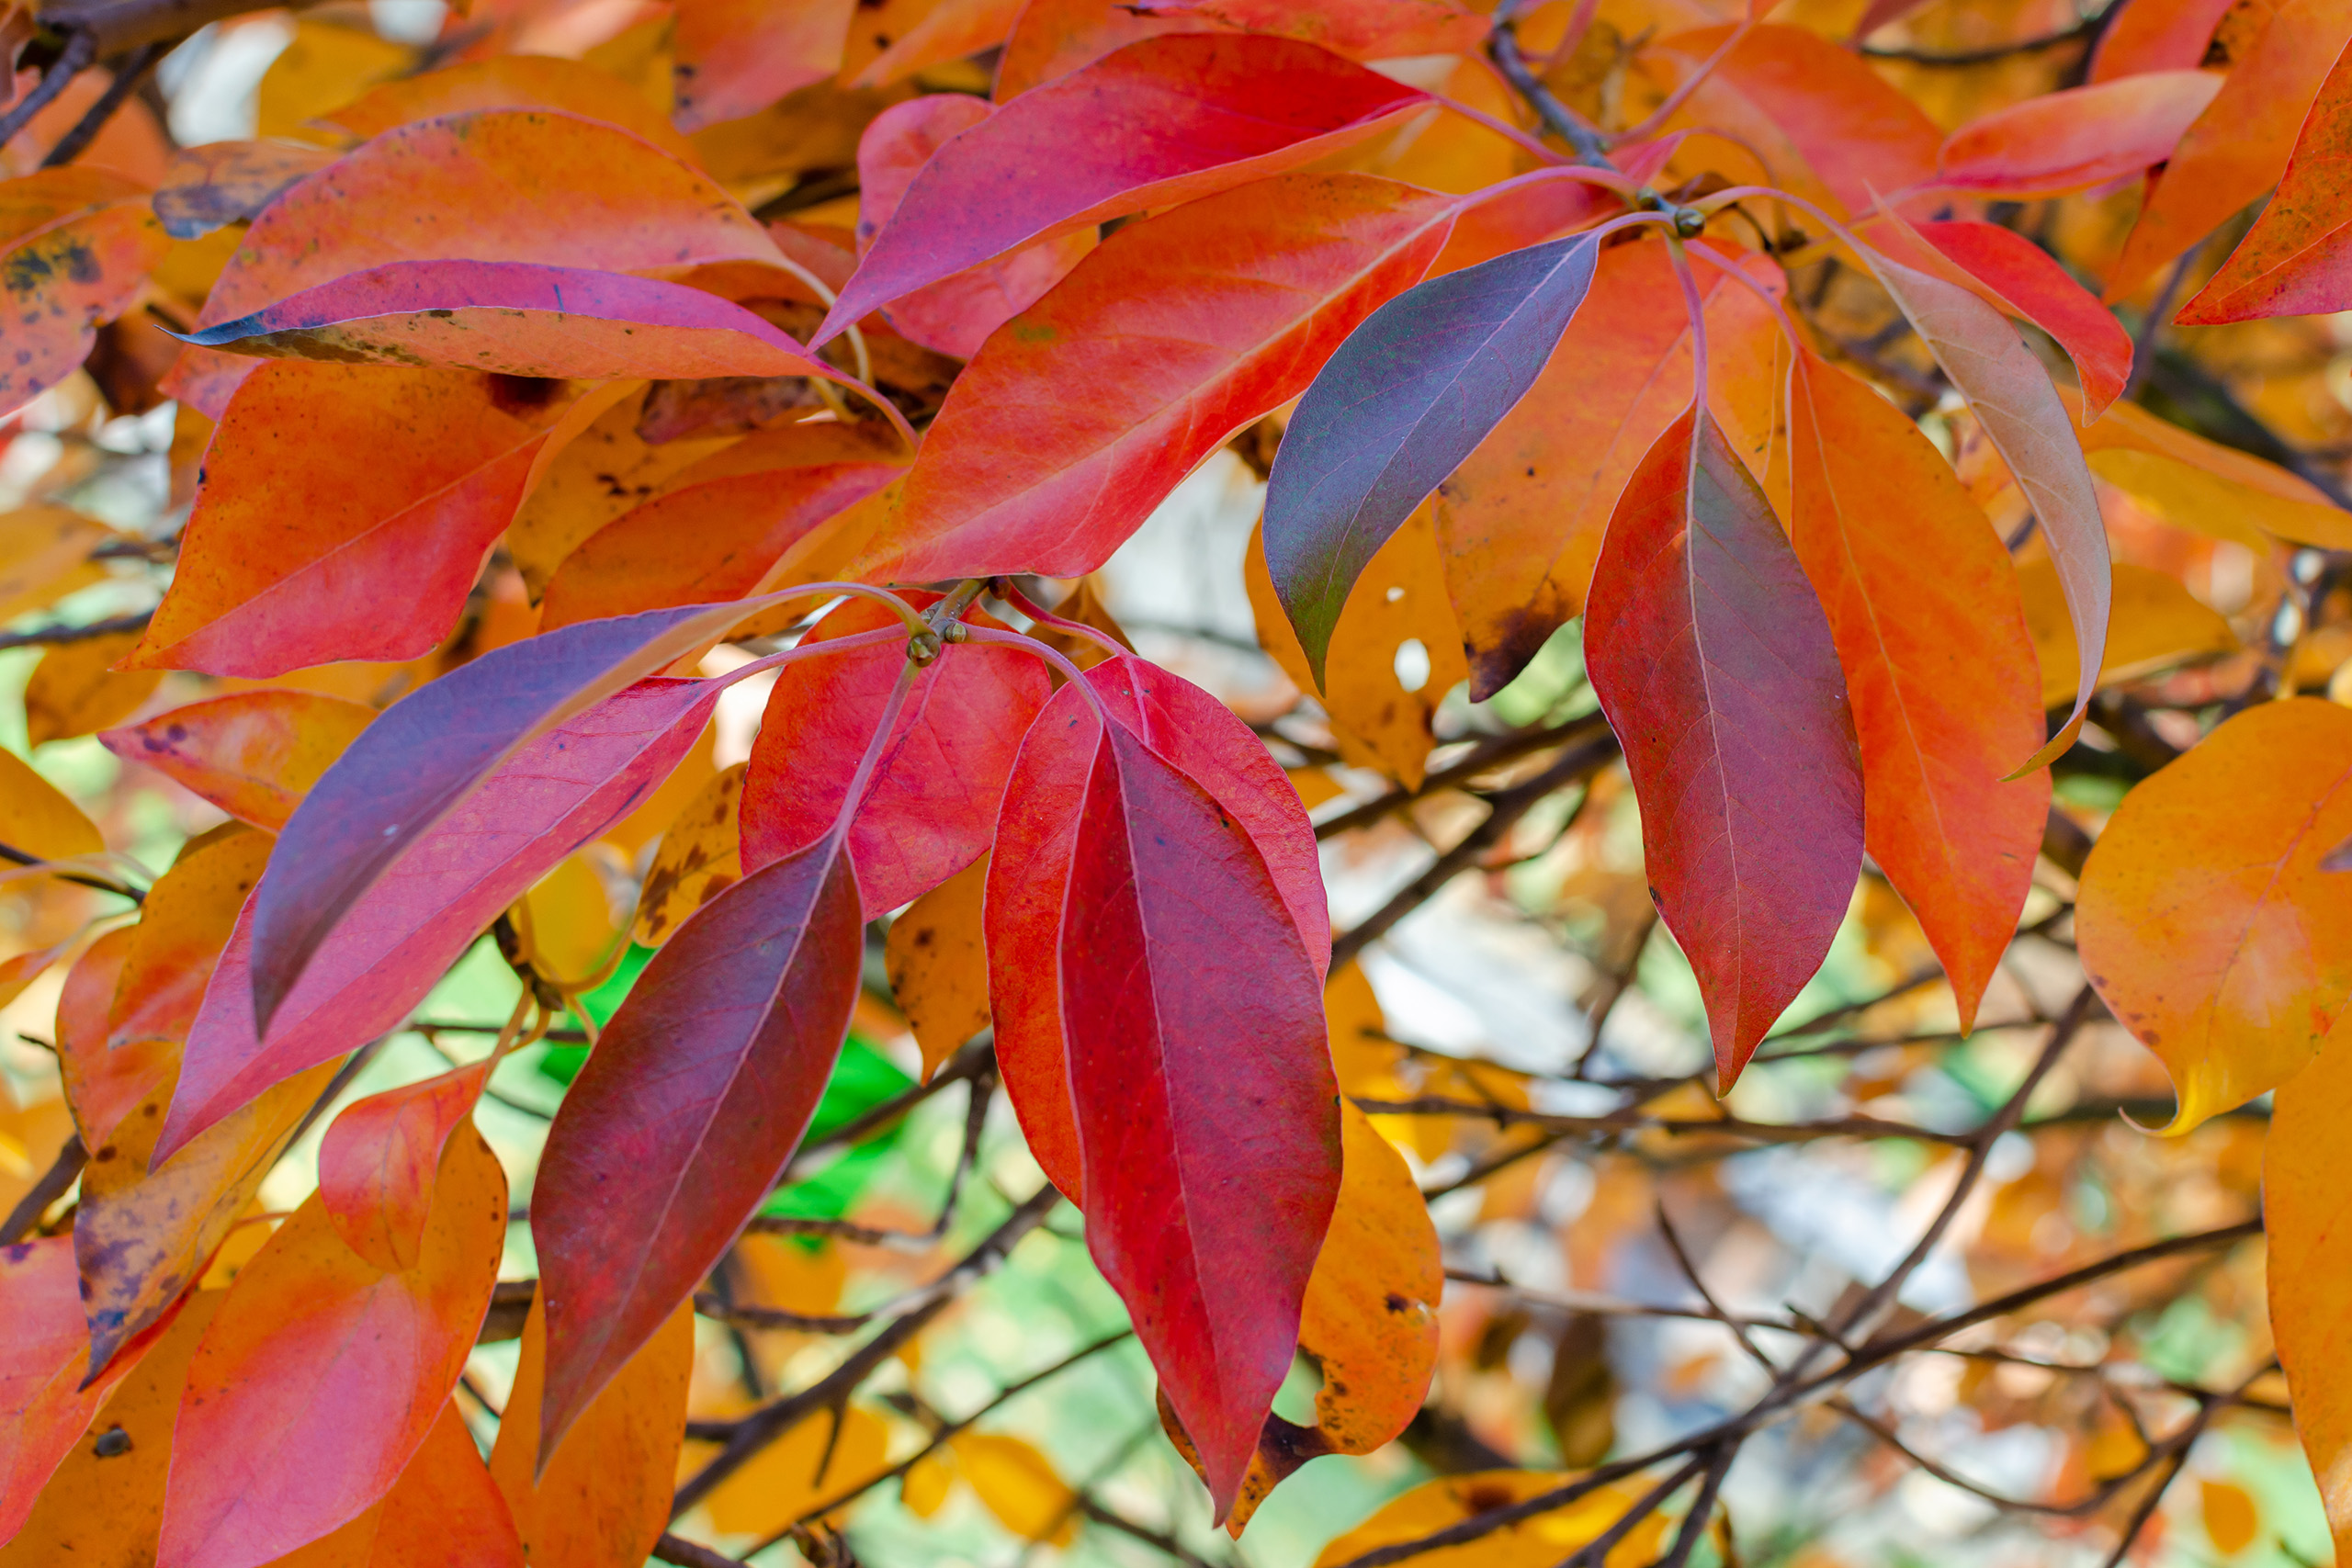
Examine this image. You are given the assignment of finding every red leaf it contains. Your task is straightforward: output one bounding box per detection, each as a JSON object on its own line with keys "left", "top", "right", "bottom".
{"left": 0, "top": 1236, "right": 173, "bottom": 1540}
{"left": 156, "top": 1128, "right": 506, "bottom": 1568}
{"left": 1583, "top": 409, "right": 1863, "bottom": 1088}
{"left": 742, "top": 599, "right": 1049, "bottom": 914}
{"left": 241, "top": 601, "right": 790, "bottom": 1048}
{"left": 159, "top": 676, "right": 721, "bottom": 1161}
{"left": 1059, "top": 718, "right": 1339, "bottom": 1519}
{"left": 854, "top": 96, "right": 1093, "bottom": 357}
{"left": 1907, "top": 220, "right": 2133, "bottom": 419}
{"left": 1937, "top": 72, "right": 2221, "bottom": 197}
{"left": 531, "top": 835, "right": 863, "bottom": 1466}
{"left": 876, "top": 172, "right": 1457, "bottom": 580}
{"left": 2177, "top": 40, "right": 2352, "bottom": 322}
{"left": 1128, "top": 0, "right": 1486, "bottom": 57}
{"left": 991, "top": 654, "right": 1328, "bottom": 1201}
{"left": 672, "top": 0, "right": 854, "bottom": 130}
{"left": 816, "top": 34, "right": 1430, "bottom": 340}
{"left": 319, "top": 1061, "right": 493, "bottom": 1272}
{"left": 281, "top": 1400, "right": 526, "bottom": 1567}
{"left": 181, "top": 261, "right": 868, "bottom": 389}
{"left": 994, "top": 0, "right": 1206, "bottom": 97}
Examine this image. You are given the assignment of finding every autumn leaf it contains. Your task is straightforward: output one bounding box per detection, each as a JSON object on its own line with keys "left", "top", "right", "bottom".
{"left": 2077, "top": 699, "right": 2352, "bottom": 1131}
{"left": 152, "top": 141, "right": 337, "bottom": 241}
{"left": 633, "top": 761, "right": 746, "bottom": 946}
{"left": 1936, "top": 72, "right": 2222, "bottom": 197}
{"left": 2177, "top": 39, "right": 2352, "bottom": 322}
{"left": 323, "top": 54, "right": 702, "bottom": 164}
{"left": 885, "top": 854, "right": 991, "bottom": 1080}
{"left": 0, "top": 168, "right": 168, "bottom": 414}
{"left": 101, "top": 690, "right": 377, "bottom": 831}
{"left": 1585, "top": 408, "right": 1863, "bottom": 1088}
{"left": 1132, "top": 0, "right": 1485, "bottom": 56}
{"left": 23, "top": 631, "right": 159, "bottom": 746}
{"left": 816, "top": 34, "right": 1431, "bottom": 339}
{"left": 1314, "top": 1472, "right": 1670, "bottom": 1566}
{"left": 881, "top": 171, "right": 1457, "bottom": 581}
{"left": 672, "top": 0, "right": 854, "bottom": 130}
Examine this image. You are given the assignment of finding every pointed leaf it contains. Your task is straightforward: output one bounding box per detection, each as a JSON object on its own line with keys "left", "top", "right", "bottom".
{"left": 181, "top": 262, "right": 869, "bottom": 389}
{"left": 1263, "top": 231, "right": 1600, "bottom": 684}
{"left": 816, "top": 34, "right": 1430, "bottom": 340}
{"left": 319, "top": 1062, "right": 492, "bottom": 1272}
{"left": 885, "top": 853, "right": 992, "bottom": 1081}
{"left": 108, "top": 826, "right": 272, "bottom": 1053}
{"left": 1584, "top": 410, "right": 1862, "bottom": 1088}
{"left": 127, "top": 364, "right": 567, "bottom": 677}
{"left": 2076, "top": 699, "right": 2352, "bottom": 1132}
{"left": 877, "top": 171, "right": 1456, "bottom": 581}
{"left": 194, "top": 109, "right": 784, "bottom": 333}
{"left": 55, "top": 925, "right": 170, "bottom": 1149}
{"left": 1061, "top": 717, "right": 1339, "bottom": 1518}
{"left": 531, "top": 836, "right": 862, "bottom": 1465}
{"left": 2077, "top": 395, "right": 2352, "bottom": 547}
{"left": 2089, "top": 0, "right": 2236, "bottom": 78}
{"left": 1789, "top": 352, "right": 2049, "bottom": 1032}
{"left": 0, "top": 168, "right": 168, "bottom": 416}
{"left": 488, "top": 1295, "right": 694, "bottom": 1568}
{"left": 155, "top": 1128, "right": 506, "bottom": 1568}
{"left": 1937, "top": 72, "right": 2222, "bottom": 197}
{"left": 1859, "top": 244, "right": 2109, "bottom": 768}
{"left": 0, "top": 744, "right": 101, "bottom": 860}
{"left": 671, "top": 0, "right": 854, "bottom": 130}
{"left": 24, "top": 632, "right": 160, "bottom": 746}
{"left": 741, "top": 598, "right": 1049, "bottom": 914}
{"left": 539, "top": 422, "right": 908, "bottom": 629}
{"left": 102, "top": 690, "right": 377, "bottom": 831}
{"left": 2177, "top": 39, "right": 2352, "bottom": 321}
{"left": 1642, "top": 24, "right": 1940, "bottom": 215}
{"left": 1899, "top": 220, "right": 2134, "bottom": 419}
{"left": 0, "top": 1236, "right": 175, "bottom": 1540}
{"left": 2266, "top": 1023, "right": 2352, "bottom": 1562}
{"left": 2109, "top": 0, "right": 2352, "bottom": 298}
{"left": 160, "top": 672, "right": 724, "bottom": 1157}
{"left": 992, "top": 655, "right": 1329, "bottom": 1202}
{"left": 75, "top": 1057, "right": 341, "bottom": 1378}
{"left": 851, "top": 93, "right": 1093, "bottom": 358}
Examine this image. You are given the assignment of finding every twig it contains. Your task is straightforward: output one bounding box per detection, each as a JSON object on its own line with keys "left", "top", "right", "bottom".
{"left": 650, "top": 1533, "right": 749, "bottom": 1568}
{"left": 2126, "top": 247, "right": 2199, "bottom": 399}
{"left": 1654, "top": 1446, "right": 1734, "bottom": 1568}
{"left": 39, "top": 38, "right": 164, "bottom": 169}
{"left": 0, "top": 611, "right": 155, "bottom": 654}
{"left": 1560, "top": 1457, "right": 1709, "bottom": 1567}
{"left": 1488, "top": 0, "right": 1615, "bottom": 166}
{"left": 1077, "top": 1497, "right": 1221, "bottom": 1567}
{"left": 0, "top": 1134, "right": 85, "bottom": 1244}
{"left": 0, "top": 29, "right": 96, "bottom": 147}
{"left": 1860, "top": 15, "right": 2101, "bottom": 62}
{"left": 1315, "top": 713, "right": 1612, "bottom": 841}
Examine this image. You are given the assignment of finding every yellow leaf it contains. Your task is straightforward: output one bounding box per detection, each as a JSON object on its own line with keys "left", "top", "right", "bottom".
{"left": 603, "top": 718, "right": 718, "bottom": 864}
{"left": 508, "top": 385, "right": 736, "bottom": 602}
{"left": 633, "top": 762, "right": 744, "bottom": 947}
{"left": 1314, "top": 1472, "right": 1669, "bottom": 1567}
{"left": 0, "top": 747, "right": 101, "bottom": 862}
{"left": 254, "top": 19, "right": 416, "bottom": 142}
{"left": 2082, "top": 399, "right": 2352, "bottom": 550}
{"left": 2078, "top": 699, "right": 2352, "bottom": 1132}
{"left": 2199, "top": 1479, "right": 2261, "bottom": 1556}
{"left": 2018, "top": 559, "right": 2236, "bottom": 707}
{"left": 0, "top": 507, "right": 111, "bottom": 624}
{"left": 23, "top": 632, "right": 160, "bottom": 747}
{"left": 885, "top": 855, "right": 990, "bottom": 1081}
{"left": 1247, "top": 506, "right": 1468, "bottom": 789}
{"left": 949, "top": 1432, "right": 1080, "bottom": 1546}
{"left": 699, "top": 1404, "right": 892, "bottom": 1535}
{"left": 901, "top": 1448, "right": 955, "bottom": 1518}
{"left": 522, "top": 852, "right": 623, "bottom": 987}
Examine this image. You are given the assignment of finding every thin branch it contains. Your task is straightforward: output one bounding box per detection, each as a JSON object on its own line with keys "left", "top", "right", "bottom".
{"left": 1654, "top": 1445, "right": 1734, "bottom": 1568}
{"left": 1860, "top": 15, "right": 2100, "bottom": 62}
{"left": 0, "top": 1134, "right": 85, "bottom": 1244}
{"left": 1560, "top": 1456, "right": 1709, "bottom": 1568}
{"left": 650, "top": 1534, "right": 749, "bottom": 1568}
{"left": 1488, "top": 0, "right": 1615, "bottom": 165}
{"left": 0, "top": 611, "right": 155, "bottom": 654}
{"left": 0, "top": 28, "right": 96, "bottom": 147}
{"left": 39, "top": 38, "right": 164, "bottom": 169}
{"left": 1076, "top": 1497, "right": 1222, "bottom": 1568}
{"left": 1315, "top": 713, "right": 1612, "bottom": 841}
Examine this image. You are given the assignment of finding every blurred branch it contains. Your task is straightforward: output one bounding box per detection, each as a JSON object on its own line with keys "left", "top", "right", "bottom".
{"left": 650, "top": 1535, "right": 748, "bottom": 1568}
{"left": 0, "top": 611, "right": 154, "bottom": 653}
{"left": 35, "top": 0, "right": 312, "bottom": 54}
{"left": 1859, "top": 14, "right": 2100, "bottom": 62}
{"left": 0, "top": 1134, "right": 83, "bottom": 1244}
{"left": 37, "top": 35, "right": 161, "bottom": 167}
{"left": 1315, "top": 712, "right": 1612, "bottom": 841}
{"left": 0, "top": 26, "right": 93, "bottom": 145}
{"left": 1488, "top": 0, "right": 1614, "bottom": 165}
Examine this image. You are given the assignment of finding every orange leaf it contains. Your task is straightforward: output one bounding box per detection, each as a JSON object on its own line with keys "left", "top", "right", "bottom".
{"left": 107, "top": 827, "right": 273, "bottom": 1055}
{"left": 1789, "top": 351, "right": 2048, "bottom": 1032}
{"left": 633, "top": 761, "right": 746, "bottom": 947}
{"left": 0, "top": 505, "right": 114, "bottom": 623}
{"left": 156, "top": 1125, "right": 507, "bottom": 1567}
{"left": 318, "top": 1063, "right": 494, "bottom": 1272}
{"left": 2018, "top": 558, "right": 2237, "bottom": 707}
{"left": 673, "top": 0, "right": 855, "bottom": 130}
{"left": 324, "top": 55, "right": 702, "bottom": 164}
{"left": 2177, "top": 39, "right": 2352, "bottom": 322}
{"left": 0, "top": 168, "right": 168, "bottom": 415}
{"left": 995, "top": 0, "right": 1203, "bottom": 97}
{"left": 854, "top": 0, "right": 1027, "bottom": 87}
{"left": 101, "top": 690, "right": 377, "bottom": 831}
{"left": 488, "top": 1294, "right": 692, "bottom": 1567}
{"left": 55, "top": 926, "right": 170, "bottom": 1149}
{"left": 886, "top": 853, "right": 991, "bottom": 1080}
{"left": 23, "top": 632, "right": 160, "bottom": 747}
{"left": 266, "top": 1400, "right": 524, "bottom": 1568}
{"left": 1313, "top": 1471, "right": 1669, "bottom": 1567}
{"left": 0, "top": 745, "right": 101, "bottom": 861}
{"left": 1936, "top": 72, "right": 2222, "bottom": 197}
{"left": 2078, "top": 699, "right": 2352, "bottom": 1132}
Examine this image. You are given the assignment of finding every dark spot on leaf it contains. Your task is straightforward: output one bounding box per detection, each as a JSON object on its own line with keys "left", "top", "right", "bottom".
{"left": 93, "top": 1426, "right": 131, "bottom": 1458}
{"left": 486, "top": 373, "right": 563, "bottom": 414}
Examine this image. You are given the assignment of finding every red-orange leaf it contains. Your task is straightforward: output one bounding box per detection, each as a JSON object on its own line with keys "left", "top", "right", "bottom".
{"left": 877, "top": 171, "right": 1456, "bottom": 580}
{"left": 1936, "top": 72, "right": 2221, "bottom": 197}
{"left": 155, "top": 1125, "right": 506, "bottom": 1568}
{"left": 0, "top": 168, "right": 168, "bottom": 417}
{"left": 672, "top": 0, "right": 854, "bottom": 130}
{"left": 102, "top": 690, "right": 377, "bottom": 831}
{"left": 2089, "top": 0, "right": 2236, "bottom": 78}
{"left": 1584, "top": 409, "right": 1862, "bottom": 1087}
{"left": 1130, "top": 0, "right": 1485, "bottom": 56}
{"left": 817, "top": 35, "right": 1430, "bottom": 339}
{"left": 270, "top": 1400, "right": 525, "bottom": 1568}
{"left": 2177, "top": 39, "right": 2352, "bottom": 322}
{"left": 318, "top": 1061, "right": 492, "bottom": 1272}
{"left": 1789, "top": 351, "right": 2049, "bottom": 1032}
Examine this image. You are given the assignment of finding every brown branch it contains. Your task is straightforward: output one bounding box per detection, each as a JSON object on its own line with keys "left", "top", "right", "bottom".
{"left": 1354, "top": 1094, "right": 1980, "bottom": 1147}
{"left": 1313, "top": 713, "right": 1614, "bottom": 841}
{"left": 650, "top": 1534, "right": 749, "bottom": 1568}
{"left": 671, "top": 1185, "right": 1061, "bottom": 1516}
{"left": 0, "top": 1134, "right": 85, "bottom": 1244}
{"left": 38, "top": 36, "right": 162, "bottom": 168}
{"left": 692, "top": 1293, "right": 868, "bottom": 1337}
{"left": 0, "top": 611, "right": 154, "bottom": 654}
{"left": 1332, "top": 732, "right": 1621, "bottom": 967}
{"left": 1489, "top": 0, "right": 1614, "bottom": 164}
{"left": 1560, "top": 1456, "right": 1709, "bottom": 1568}
{"left": 1859, "top": 15, "right": 2100, "bottom": 62}
{"left": 0, "top": 27, "right": 94, "bottom": 146}
{"left": 34, "top": 0, "right": 316, "bottom": 54}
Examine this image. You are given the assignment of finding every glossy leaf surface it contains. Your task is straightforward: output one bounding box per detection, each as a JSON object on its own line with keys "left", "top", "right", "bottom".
{"left": 817, "top": 34, "right": 1430, "bottom": 339}
{"left": 2076, "top": 699, "right": 2352, "bottom": 1132}
{"left": 883, "top": 172, "right": 1455, "bottom": 581}
{"left": 1264, "top": 231, "right": 1600, "bottom": 683}
{"left": 1584, "top": 411, "right": 1862, "bottom": 1087}
{"left": 531, "top": 834, "right": 862, "bottom": 1464}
